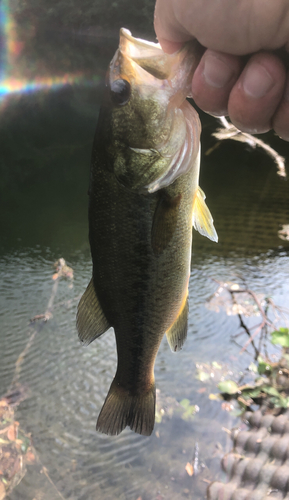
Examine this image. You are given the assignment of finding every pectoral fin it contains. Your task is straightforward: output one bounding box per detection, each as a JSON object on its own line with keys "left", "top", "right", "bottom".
{"left": 166, "top": 297, "right": 189, "bottom": 352}
{"left": 192, "top": 187, "right": 218, "bottom": 242}
{"left": 151, "top": 193, "right": 182, "bottom": 256}
{"left": 77, "top": 279, "right": 111, "bottom": 345}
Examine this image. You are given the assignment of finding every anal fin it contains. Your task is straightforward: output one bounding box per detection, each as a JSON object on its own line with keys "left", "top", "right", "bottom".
{"left": 166, "top": 297, "right": 188, "bottom": 352}
{"left": 193, "top": 186, "right": 218, "bottom": 242}
{"left": 77, "top": 278, "right": 111, "bottom": 345}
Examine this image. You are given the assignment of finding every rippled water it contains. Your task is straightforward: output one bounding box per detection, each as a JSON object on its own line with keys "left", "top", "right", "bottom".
{"left": 1, "top": 75, "right": 289, "bottom": 499}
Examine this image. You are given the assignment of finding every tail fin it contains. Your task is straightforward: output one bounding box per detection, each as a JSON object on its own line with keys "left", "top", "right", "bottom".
{"left": 96, "top": 378, "right": 156, "bottom": 436}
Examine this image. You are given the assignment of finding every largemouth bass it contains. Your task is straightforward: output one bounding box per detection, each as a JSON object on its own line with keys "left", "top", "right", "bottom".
{"left": 77, "top": 28, "right": 217, "bottom": 436}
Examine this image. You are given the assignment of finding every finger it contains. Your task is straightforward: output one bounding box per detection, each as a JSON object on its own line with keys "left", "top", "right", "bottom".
{"left": 156, "top": 39, "right": 184, "bottom": 54}
{"left": 228, "top": 52, "right": 287, "bottom": 134}
{"left": 191, "top": 50, "right": 244, "bottom": 116}
{"left": 272, "top": 76, "right": 289, "bottom": 141}
{"left": 154, "top": 0, "right": 289, "bottom": 54}
{"left": 154, "top": 0, "right": 193, "bottom": 50}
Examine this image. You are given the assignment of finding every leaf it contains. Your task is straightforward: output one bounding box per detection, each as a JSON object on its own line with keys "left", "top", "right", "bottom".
{"left": 179, "top": 399, "right": 197, "bottom": 421}
{"left": 196, "top": 371, "right": 210, "bottom": 382}
{"left": 262, "top": 386, "right": 280, "bottom": 397}
{"left": 270, "top": 397, "right": 283, "bottom": 408}
{"left": 257, "top": 356, "right": 271, "bottom": 375}
{"left": 209, "top": 393, "right": 221, "bottom": 401}
{"left": 0, "top": 438, "right": 9, "bottom": 444}
{"left": 0, "top": 482, "right": 5, "bottom": 500}
{"left": 7, "top": 424, "right": 16, "bottom": 441}
{"left": 185, "top": 462, "right": 194, "bottom": 476}
{"left": 155, "top": 410, "right": 162, "bottom": 424}
{"left": 270, "top": 396, "right": 289, "bottom": 409}
{"left": 249, "top": 362, "right": 258, "bottom": 373}
{"left": 25, "top": 451, "right": 35, "bottom": 463}
{"left": 180, "top": 399, "right": 190, "bottom": 409}
{"left": 218, "top": 380, "right": 239, "bottom": 395}
{"left": 181, "top": 405, "right": 197, "bottom": 422}
{"left": 230, "top": 408, "right": 244, "bottom": 417}
{"left": 244, "top": 388, "right": 262, "bottom": 399}
{"left": 212, "top": 361, "right": 222, "bottom": 370}
{"left": 271, "top": 329, "right": 289, "bottom": 347}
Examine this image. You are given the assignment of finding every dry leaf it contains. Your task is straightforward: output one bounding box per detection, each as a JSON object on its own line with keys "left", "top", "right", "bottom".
{"left": 221, "top": 402, "right": 234, "bottom": 412}
{"left": 25, "top": 451, "right": 35, "bottom": 463}
{"left": 185, "top": 462, "right": 194, "bottom": 476}
{"left": 209, "top": 393, "right": 220, "bottom": 401}
{"left": 7, "top": 424, "right": 17, "bottom": 441}
{"left": 52, "top": 273, "right": 59, "bottom": 280}
{"left": 0, "top": 482, "right": 5, "bottom": 500}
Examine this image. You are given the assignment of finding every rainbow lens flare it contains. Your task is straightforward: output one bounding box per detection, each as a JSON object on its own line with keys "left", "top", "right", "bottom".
{"left": 0, "top": 0, "right": 99, "bottom": 105}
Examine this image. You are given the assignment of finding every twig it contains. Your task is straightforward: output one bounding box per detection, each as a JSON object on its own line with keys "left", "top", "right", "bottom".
{"left": 31, "top": 446, "right": 66, "bottom": 500}
{"left": 240, "top": 320, "right": 266, "bottom": 355}
{"left": 212, "top": 117, "right": 287, "bottom": 179}
{"left": 238, "top": 314, "right": 259, "bottom": 358}
{"left": 41, "top": 466, "right": 66, "bottom": 500}
{"left": 8, "top": 258, "right": 72, "bottom": 391}
{"left": 227, "top": 286, "right": 259, "bottom": 357}
{"left": 208, "top": 277, "right": 288, "bottom": 358}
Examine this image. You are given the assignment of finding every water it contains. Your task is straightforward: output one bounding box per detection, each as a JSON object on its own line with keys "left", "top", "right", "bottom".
{"left": 1, "top": 28, "right": 289, "bottom": 500}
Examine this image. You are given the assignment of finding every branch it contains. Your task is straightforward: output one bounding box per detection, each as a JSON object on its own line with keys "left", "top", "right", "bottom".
{"left": 9, "top": 258, "right": 73, "bottom": 390}
{"left": 211, "top": 117, "right": 286, "bottom": 179}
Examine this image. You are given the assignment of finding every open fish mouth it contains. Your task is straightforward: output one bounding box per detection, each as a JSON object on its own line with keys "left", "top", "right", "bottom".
{"left": 118, "top": 28, "right": 175, "bottom": 80}
{"left": 110, "top": 28, "right": 200, "bottom": 90}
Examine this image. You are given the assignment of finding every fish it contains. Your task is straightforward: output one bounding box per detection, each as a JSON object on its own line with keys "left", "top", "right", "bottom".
{"left": 77, "top": 28, "right": 218, "bottom": 436}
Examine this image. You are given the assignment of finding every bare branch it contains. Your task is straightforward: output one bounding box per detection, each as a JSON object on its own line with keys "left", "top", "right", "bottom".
{"left": 211, "top": 117, "right": 287, "bottom": 179}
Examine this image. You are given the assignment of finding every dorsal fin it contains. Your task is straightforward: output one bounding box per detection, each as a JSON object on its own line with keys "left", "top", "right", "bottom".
{"left": 77, "top": 279, "right": 111, "bottom": 345}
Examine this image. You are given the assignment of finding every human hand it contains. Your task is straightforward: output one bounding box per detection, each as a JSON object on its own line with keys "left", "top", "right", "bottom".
{"left": 154, "top": 0, "right": 289, "bottom": 141}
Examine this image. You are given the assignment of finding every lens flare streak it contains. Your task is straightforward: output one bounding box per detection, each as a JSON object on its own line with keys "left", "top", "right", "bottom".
{"left": 0, "top": 74, "right": 100, "bottom": 99}
{"left": 0, "top": 0, "right": 100, "bottom": 104}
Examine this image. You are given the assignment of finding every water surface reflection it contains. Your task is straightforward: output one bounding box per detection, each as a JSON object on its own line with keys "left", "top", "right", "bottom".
{"left": 0, "top": 49, "right": 289, "bottom": 500}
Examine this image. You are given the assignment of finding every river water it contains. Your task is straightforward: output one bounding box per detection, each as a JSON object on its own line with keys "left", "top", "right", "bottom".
{"left": 1, "top": 25, "right": 289, "bottom": 500}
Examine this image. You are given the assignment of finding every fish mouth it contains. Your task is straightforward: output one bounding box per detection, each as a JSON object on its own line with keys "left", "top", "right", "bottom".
{"left": 109, "top": 28, "right": 202, "bottom": 100}
{"left": 118, "top": 28, "right": 174, "bottom": 80}
{"left": 110, "top": 28, "right": 195, "bottom": 87}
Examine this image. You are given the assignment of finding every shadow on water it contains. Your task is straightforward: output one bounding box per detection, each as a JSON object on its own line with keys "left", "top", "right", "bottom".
{"left": 1, "top": 12, "right": 289, "bottom": 500}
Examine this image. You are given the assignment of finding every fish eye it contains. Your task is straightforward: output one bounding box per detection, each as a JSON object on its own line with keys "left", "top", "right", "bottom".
{"left": 110, "top": 79, "right": 131, "bottom": 106}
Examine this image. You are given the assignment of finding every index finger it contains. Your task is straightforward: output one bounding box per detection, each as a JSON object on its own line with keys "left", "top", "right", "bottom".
{"left": 154, "top": 0, "right": 193, "bottom": 53}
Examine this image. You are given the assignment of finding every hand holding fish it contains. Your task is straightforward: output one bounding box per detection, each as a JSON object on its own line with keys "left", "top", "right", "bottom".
{"left": 154, "top": 0, "right": 289, "bottom": 141}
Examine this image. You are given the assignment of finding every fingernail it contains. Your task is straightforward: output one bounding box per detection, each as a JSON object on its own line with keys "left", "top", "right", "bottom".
{"left": 243, "top": 63, "right": 274, "bottom": 98}
{"left": 203, "top": 54, "right": 234, "bottom": 88}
